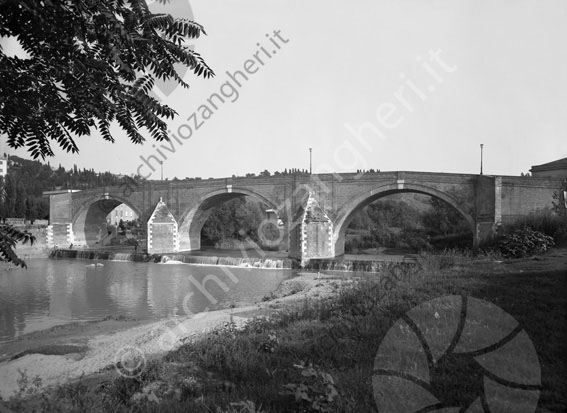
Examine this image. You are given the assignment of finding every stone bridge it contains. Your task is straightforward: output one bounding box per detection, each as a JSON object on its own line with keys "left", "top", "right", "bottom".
{"left": 45, "top": 171, "right": 562, "bottom": 260}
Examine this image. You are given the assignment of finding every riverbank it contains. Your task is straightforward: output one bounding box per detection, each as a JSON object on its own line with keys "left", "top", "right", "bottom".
{"left": 12, "top": 244, "right": 50, "bottom": 260}
{"left": 0, "top": 272, "right": 345, "bottom": 400}
{"left": 1, "top": 248, "right": 566, "bottom": 411}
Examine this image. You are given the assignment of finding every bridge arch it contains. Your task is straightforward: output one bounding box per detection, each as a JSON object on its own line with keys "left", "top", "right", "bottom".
{"left": 72, "top": 194, "right": 143, "bottom": 247}
{"left": 177, "top": 187, "right": 282, "bottom": 251}
{"left": 333, "top": 183, "right": 475, "bottom": 256}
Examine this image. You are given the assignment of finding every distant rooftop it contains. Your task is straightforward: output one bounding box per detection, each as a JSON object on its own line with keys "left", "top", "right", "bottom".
{"left": 530, "top": 157, "right": 567, "bottom": 173}
{"left": 530, "top": 158, "right": 567, "bottom": 176}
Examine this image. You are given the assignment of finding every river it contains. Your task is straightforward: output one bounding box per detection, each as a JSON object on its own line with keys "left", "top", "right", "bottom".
{"left": 0, "top": 258, "right": 292, "bottom": 343}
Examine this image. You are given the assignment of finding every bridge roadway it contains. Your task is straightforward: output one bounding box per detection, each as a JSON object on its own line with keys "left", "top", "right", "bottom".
{"left": 45, "top": 171, "right": 561, "bottom": 260}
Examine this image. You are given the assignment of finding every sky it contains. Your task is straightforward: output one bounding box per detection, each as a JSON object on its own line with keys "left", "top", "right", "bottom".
{"left": 2, "top": 0, "right": 567, "bottom": 179}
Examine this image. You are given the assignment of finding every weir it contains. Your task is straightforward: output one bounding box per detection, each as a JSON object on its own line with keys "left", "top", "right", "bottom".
{"left": 305, "top": 258, "right": 417, "bottom": 273}
{"left": 162, "top": 255, "right": 291, "bottom": 268}
{"left": 50, "top": 249, "right": 293, "bottom": 269}
{"left": 50, "top": 249, "right": 150, "bottom": 262}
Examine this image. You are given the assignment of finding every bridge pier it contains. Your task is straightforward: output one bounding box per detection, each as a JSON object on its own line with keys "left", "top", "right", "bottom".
{"left": 289, "top": 193, "right": 334, "bottom": 263}
{"left": 45, "top": 190, "right": 76, "bottom": 248}
{"left": 473, "top": 175, "right": 500, "bottom": 248}
{"left": 474, "top": 221, "right": 497, "bottom": 248}
{"left": 46, "top": 223, "right": 74, "bottom": 248}
{"left": 147, "top": 198, "right": 180, "bottom": 254}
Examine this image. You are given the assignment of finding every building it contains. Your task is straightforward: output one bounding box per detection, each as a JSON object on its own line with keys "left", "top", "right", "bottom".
{"left": 0, "top": 157, "right": 7, "bottom": 177}
{"left": 107, "top": 203, "right": 138, "bottom": 225}
{"left": 530, "top": 157, "right": 567, "bottom": 178}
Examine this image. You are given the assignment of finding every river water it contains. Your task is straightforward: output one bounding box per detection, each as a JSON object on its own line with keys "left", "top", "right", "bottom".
{"left": 0, "top": 258, "right": 292, "bottom": 343}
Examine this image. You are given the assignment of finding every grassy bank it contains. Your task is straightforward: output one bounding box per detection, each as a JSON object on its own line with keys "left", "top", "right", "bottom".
{"left": 3, "top": 249, "right": 566, "bottom": 412}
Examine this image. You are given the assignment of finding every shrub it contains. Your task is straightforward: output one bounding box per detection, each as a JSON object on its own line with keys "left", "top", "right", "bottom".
{"left": 281, "top": 362, "right": 339, "bottom": 412}
{"left": 500, "top": 210, "right": 567, "bottom": 246}
{"left": 494, "top": 227, "right": 555, "bottom": 258}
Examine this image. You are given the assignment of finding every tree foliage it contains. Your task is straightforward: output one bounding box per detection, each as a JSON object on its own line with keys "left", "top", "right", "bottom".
{"left": 0, "top": 0, "right": 214, "bottom": 159}
{"left": 422, "top": 197, "right": 470, "bottom": 237}
{"left": 0, "top": 223, "right": 34, "bottom": 267}
{"left": 346, "top": 196, "right": 473, "bottom": 252}
{"left": 201, "top": 197, "right": 266, "bottom": 248}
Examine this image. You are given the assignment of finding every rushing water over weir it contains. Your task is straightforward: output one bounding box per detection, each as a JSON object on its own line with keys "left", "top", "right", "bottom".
{"left": 50, "top": 249, "right": 293, "bottom": 269}
{"left": 304, "top": 258, "right": 417, "bottom": 273}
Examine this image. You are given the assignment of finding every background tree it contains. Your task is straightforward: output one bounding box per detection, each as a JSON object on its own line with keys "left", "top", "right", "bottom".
{"left": 344, "top": 195, "right": 473, "bottom": 253}
{"left": 0, "top": 175, "right": 5, "bottom": 220}
{"left": 3, "top": 174, "right": 16, "bottom": 217}
{"left": 201, "top": 198, "right": 266, "bottom": 248}
{"left": 422, "top": 197, "right": 469, "bottom": 237}
{"left": 25, "top": 198, "right": 38, "bottom": 223}
{"left": 14, "top": 181, "right": 26, "bottom": 217}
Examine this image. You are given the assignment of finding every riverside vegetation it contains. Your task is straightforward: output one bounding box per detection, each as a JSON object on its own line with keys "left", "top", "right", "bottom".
{"left": 3, "top": 241, "right": 566, "bottom": 412}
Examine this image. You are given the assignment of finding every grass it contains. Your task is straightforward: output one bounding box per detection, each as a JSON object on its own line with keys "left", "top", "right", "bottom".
{"left": 416, "top": 248, "right": 473, "bottom": 272}
{"left": 4, "top": 249, "right": 566, "bottom": 412}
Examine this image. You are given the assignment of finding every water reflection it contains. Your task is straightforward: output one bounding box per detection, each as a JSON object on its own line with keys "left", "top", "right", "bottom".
{"left": 0, "top": 259, "right": 291, "bottom": 343}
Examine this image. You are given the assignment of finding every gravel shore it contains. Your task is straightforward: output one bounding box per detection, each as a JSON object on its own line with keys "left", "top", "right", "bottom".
{"left": 0, "top": 272, "right": 347, "bottom": 399}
